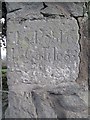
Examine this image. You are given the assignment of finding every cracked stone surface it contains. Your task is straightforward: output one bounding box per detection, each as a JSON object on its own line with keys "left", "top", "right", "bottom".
{"left": 5, "top": 3, "right": 88, "bottom": 118}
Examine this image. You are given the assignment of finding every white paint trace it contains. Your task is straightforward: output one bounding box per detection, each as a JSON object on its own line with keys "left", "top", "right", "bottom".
{"left": 0, "top": 18, "right": 6, "bottom": 60}
{"left": 1, "top": 46, "right": 6, "bottom": 60}
{"left": 1, "top": 36, "right": 6, "bottom": 60}
{"left": 0, "top": 18, "right": 5, "bottom": 24}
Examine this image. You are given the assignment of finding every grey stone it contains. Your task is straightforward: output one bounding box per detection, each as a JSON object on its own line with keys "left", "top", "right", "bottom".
{"left": 31, "top": 91, "right": 57, "bottom": 118}
{"left": 2, "top": 92, "right": 8, "bottom": 118}
{"left": 6, "top": 2, "right": 88, "bottom": 118}
{"left": 59, "top": 2, "right": 84, "bottom": 17}
{"left": 7, "top": 5, "right": 80, "bottom": 86}
{"left": 6, "top": 2, "right": 84, "bottom": 17}
{"left": 7, "top": 91, "right": 37, "bottom": 118}
{"left": 4, "top": 0, "right": 88, "bottom": 2}
{"left": 47, "top": 82, "right": 80, "bottom": 95}
{"left": 6, "top": 2, "right": 43, "bottom": 13}
{"left": 0, "top": 92, "right": 2, "bottom": 120}
{"left": 55, "top": 95, "right": 87, "bottom": 112}
{"left": 6, "top": 88, "right": 88, "bottom": 118}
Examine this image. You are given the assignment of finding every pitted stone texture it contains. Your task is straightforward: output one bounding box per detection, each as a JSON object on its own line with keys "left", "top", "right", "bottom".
{"left": 7, "top": 91, "right": 37, "bottom": 118}
{"left": 6, "top": 3, "right": 88, "bottom": 118}
{"left": 0, "top": 60, "right": 2, "bottom": 90}
{"left": 6, "top": 2, "right": 84, "bottom": 17}
{"left": 0, "top": 92, "right": 2, "bottom": 120}
{"left": 7, "top": 5, "right": 80, "bottom": 86}
{"left": 6, "top": 2, "right": 43, "bottom": 14}
{"left": 6, "top": 85, "right": 87, "bottom": 118}
{"left": 59, "top": 2, "right": 84, "bottom": 17}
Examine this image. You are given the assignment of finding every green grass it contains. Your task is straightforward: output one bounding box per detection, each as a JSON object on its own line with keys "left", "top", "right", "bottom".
{"left": 2, "top": 68, "right": 8, "bottom": 91}
{"left": 2, "top": 69, "right": 7, "bottom": 74}
{"left": 2, "top": 66, "right": 7, "bottom": 69}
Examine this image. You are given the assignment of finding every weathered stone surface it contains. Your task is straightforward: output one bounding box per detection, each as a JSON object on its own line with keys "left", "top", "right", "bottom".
{"left": 7, "top": 5, "right": 80, "bottom": 86}
{"left": 6, "top": 2, "right": 43, "bottom": 13}
{"left": 76, "top": 16, "right": 88, "bottom": 85}
{"left": 0, "top": 92, "right": 2, "bottom": 120}
{"left": 0, "top": 56, "right": 2, "bottom": 120}
{"left": 31, "top": 91, "right": 57, "bottom": 118}
{"left": 59, "top": 2, "right": 84, "bottom": 17}
{"left": 6, "top": 2, "right": 84, "bottom": 17}
{"left": 6, "top": 2, "right": 88, "bottom": 118}
{"left": 49, "top": 94, "right": 86, "bottom": 112}
{"left": 2, "top": 92, "right": 8, "bottom": 118}
{"left": 6, "top": 87, "right": 87, "bottom": 118}
{"left": 4, "top": 0, "right": 89, "bottom": 2}
{"left": 7, "top": 91, "right": 37, "bottom": 118}
{"left": 47, "top": 82, "right": 80, "bottom": 95}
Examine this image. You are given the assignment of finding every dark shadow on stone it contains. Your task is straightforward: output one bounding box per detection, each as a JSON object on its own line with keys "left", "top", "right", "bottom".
{"left": 2, "top": 2, "right": 8, "bottom": 119}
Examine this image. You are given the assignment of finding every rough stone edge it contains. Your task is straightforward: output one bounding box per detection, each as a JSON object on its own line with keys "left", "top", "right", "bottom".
{"left": 4, "top": 0, "right": 88, "bottom": 2}
{"left": 0, "top": 1, "right": 2, "bottom": 120}
{"left": 75, "top": 14, "right": 88, "bottom": 86}
{"left": 5, "top": 2, "right": 89, "bottom": 118}
{"left": 74, "top": 6, "right": 88, "bottom": 109}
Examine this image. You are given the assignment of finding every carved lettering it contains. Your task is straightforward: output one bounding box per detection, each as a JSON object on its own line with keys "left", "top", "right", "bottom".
{"left": 43, "top": 47, "right": 49, "bottom": 61}
{"left": 53, "top": 47, "right": 56, "bottom": 61}
{"left": 60, "top": 30, "right": 62, "bottom": 43}
{"left": 24, "top": 92, "right": 31, "bottom": 99}
{"left": 35, "top": 31, "right": 37, "bottom": 44}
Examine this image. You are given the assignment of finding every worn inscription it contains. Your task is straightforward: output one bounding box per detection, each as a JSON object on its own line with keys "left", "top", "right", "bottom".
{"left": 8, "top": 18, "right": 80, "bottom": 85}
